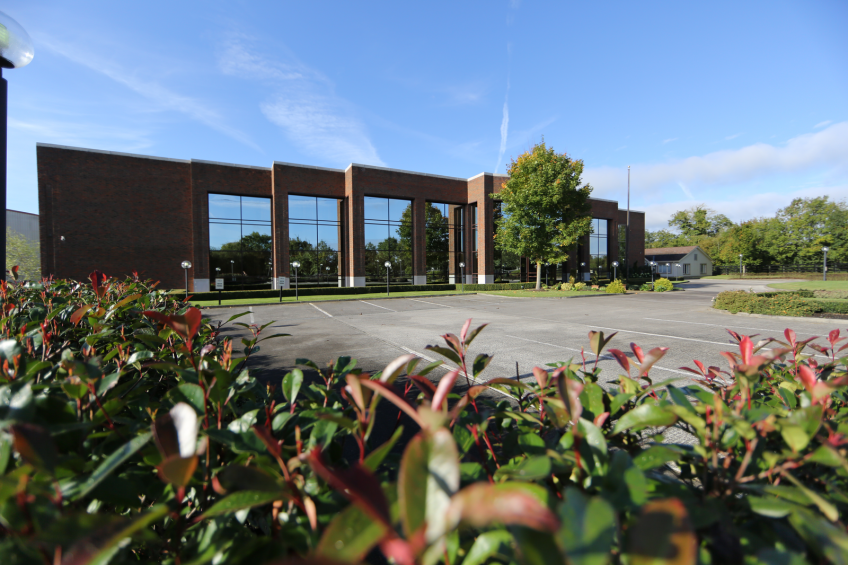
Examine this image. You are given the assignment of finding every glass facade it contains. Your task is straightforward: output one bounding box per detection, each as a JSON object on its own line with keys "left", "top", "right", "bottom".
{"left": 363, "top": 197, "right": 413, "bottom": 285}
{"left": 589, "top": 218, "right": 609, "bottom": 278}
{"left": 209, "top": 194, "right": 273, "bottom": 289}
{"left": 425, "top": 202, "right": 464, "bottom": 284}
{"left": 288, "top": 195, "right": 344, "bottom": 287}
{"left": 493, "top": 201, "right": 521, "bottom": 282}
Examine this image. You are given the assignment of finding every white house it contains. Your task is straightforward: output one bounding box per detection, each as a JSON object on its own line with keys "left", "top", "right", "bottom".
{"left": 644, "top": 245, "right": 713, "bottom": 278}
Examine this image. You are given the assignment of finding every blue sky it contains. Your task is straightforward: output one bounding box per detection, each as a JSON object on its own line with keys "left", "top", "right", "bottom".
{"left": 6, "top": 0, "right": 848, "bottom": 230}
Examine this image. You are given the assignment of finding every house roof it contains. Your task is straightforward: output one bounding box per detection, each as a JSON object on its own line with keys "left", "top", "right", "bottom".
{"left": 644, "top": 245, "right": 710, "bottom": 262}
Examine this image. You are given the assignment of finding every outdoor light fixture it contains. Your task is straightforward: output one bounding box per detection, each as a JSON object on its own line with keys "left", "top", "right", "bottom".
{"left": 612, "top": 261, "right": 619, "bottom": 281}
{"left": 545, "top": 262, "right": 550, "bottom": 287}
{"left": 739, "top": 254, "right": 743, "bottom": 278}
{"left": 180, "top": 261, "right": 192, "bottom": 299}
{"left": 0, "top": 11, "right": 34, "bottom": 277}
{"left": 230, "top": 259, "right": 235, "bottom": 280}
{"left": 823, "top": 246, "right": 829, "bottom": 281}
{"left": 292, "top": 261, "right": 301, "bottom": 300}
{"left": 384, "top": 261, "right": 392, "bottom": 296}
{"left": 650, "top": 261, "right": 657, "bottom": 290}
{"left": 459, "top": 261, "right": 465, "bottom": 292}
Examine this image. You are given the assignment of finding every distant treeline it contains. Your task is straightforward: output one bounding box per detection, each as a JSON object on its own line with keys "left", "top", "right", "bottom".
{"left": 645, "top": 196, "right": 847, "bottom": 265}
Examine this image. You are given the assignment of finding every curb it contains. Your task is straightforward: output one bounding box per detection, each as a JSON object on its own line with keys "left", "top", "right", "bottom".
{"left": 714, "top": 309, "right": 848, "bottom": 325}
{"left": 196, "top": 292, "right": 477, "bottom": 309}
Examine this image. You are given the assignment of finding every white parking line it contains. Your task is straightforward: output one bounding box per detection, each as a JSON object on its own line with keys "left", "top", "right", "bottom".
{"left": 506, "top": 334, "right": 695, "bottom": 377}
{"left": 309, "top": 303, "right": 333, "bottom": 317}
{"left": 643, "top": 317, "right": 818, "bottom": 335}
{"left": 360, "top": 300, "right": 396, "bottom": 312}
{"left": 407, "top": 298, "right": 452, "bottom": 308}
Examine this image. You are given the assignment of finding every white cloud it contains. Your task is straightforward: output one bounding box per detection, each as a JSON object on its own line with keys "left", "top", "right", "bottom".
{"left": 725, "top": 132, "right": 743, "bottom": 140}
{"left": 663, "top": 138, "right": 678, "bottom": 144}
{"left": 219, "top": 35, "right": 384, "bottom": 166}
{"left": 814, "top": 120, "right": 832, "bottom": 129}
{"left": 585, "top": 121, "right": 848, "bottom": 198}
{"left": 39, "top": 36, "right": 261, "bottom": 152}
{"left": 495, "top": 98, "right": 509, "bottom": 174}
{"left": 10, "top": 118, "right": 154, "bottom": 153}
{"left": 677, "top": 182, "right": 694, "bottom": 199}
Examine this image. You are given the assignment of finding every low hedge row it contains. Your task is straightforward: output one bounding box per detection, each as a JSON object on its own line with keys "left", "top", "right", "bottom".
{"left": 189, "top": 282, "right": 537, "bottom": 301}
{"left": 714, "top": 290, "right": 818, "bottom": 316}
{"left": 807, "top": 299, "right": 848, "bottom": 314}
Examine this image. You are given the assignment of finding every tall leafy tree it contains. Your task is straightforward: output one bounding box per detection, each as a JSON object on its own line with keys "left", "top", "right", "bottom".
{"left": 645, "top": 229, "right": 681, "bottom": 249}
{"left": 6, "top": 228, "right": 40, "bottom": 281}
{"left": 492, "top": 142, "right": 593, "bottom": 290}
{"left": 668, "top": 205, "right": 733, "bottom": 243}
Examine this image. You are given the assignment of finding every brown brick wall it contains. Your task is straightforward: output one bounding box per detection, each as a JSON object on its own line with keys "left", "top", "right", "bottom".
{"left": 36, "top": 145, "right": 644, "bottom": 288}
{"left": 37, "top": 145, "right": 193, "bottom": 289}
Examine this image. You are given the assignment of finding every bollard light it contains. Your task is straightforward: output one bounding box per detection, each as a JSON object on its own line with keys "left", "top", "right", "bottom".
{"left": 459, "top": 261, "right": 465, "bottom": 292}
{"left": 384, "top": 261, "right": 392, "bottom": 296}
{"left": 292, "top": 261, "right": 301, "bottom": 300}
{"left": 612, "top": 261, "right": 619, "bottom": 281}
{"left": 181, "top": 261, "right": 192, "bottom": 299}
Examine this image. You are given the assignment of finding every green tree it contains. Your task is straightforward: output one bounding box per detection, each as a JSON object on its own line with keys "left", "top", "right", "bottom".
{"left": 773, "top": 196, "right": 847, "bottom": 263}
{"left": 645, "top": 229, "right": 681, "bottom": 249}
{"left": 668, "top": 205, "right": 733, "bottom": 243}
{"left": 492, "top": 142, "right": 592, "bottom": 290}
{"left": 220, "top": 231, "right": 272, "bottom": 253}
{"left": 6, "top": 228, "right": 40, "bottom": 281}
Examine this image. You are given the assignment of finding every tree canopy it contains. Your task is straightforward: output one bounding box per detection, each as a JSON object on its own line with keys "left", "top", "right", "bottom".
{"left": 646, "top": 197, "right": 847, "bottom": 265}
{"left": 219, "top": 231, "right": 272, "bottom": 254}
{"left": 492, "top": 142, "right": 592, "bottom": 289}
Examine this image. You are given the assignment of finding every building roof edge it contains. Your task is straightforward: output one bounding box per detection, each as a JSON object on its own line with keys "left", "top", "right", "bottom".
{"left": 35, "top": 143, "right": 191, "bottom": 164}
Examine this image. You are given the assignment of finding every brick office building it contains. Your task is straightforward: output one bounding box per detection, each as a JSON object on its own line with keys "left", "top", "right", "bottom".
{"left": 36, "top": 143, "right": 645, "bottom": 291}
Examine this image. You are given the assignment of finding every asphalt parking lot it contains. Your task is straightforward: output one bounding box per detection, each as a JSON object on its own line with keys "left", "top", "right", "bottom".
{"left": 205, "top": 278, "right": 836, "bottom": 393}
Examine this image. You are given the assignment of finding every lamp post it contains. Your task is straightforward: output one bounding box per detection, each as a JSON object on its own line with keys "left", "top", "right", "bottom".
{"left": 0, "top": 12, "right": 33, "bottom": 278}
{"left": 180, "top": 261, "right": 192, "bottom": 299}
{"left": 459, "top": 262, "right": 465, "bottom": 292}
{"left": 580, "top": 262, "right": 585, "bottom": 284}
{"left": 326, "top": 266, "right": 330, "bottom": 286}
{"left": 739, "top": 254, "right": 743, "bottom": 278}
{"left": 823, "top": 246, "right": 829, "bottom": 281}
{"left": 612, "top": 261, "right": 619, "bottom": 281}
{"left": 665, "top": 263, "right": 670, "bottom": 279}
{"left": 545, "top": 262, "right": 549, "bottom": 287}
{"left": 230, "top": 260, "right": 235, "bottom": 281}
{"left": 675, "top": 263, "right": 681, "bottom": 278}
{"left": 650, "top": 261, "right": 656, "bottom": 290}
{"left": 384, "top": 261, "right": 392, "bottom": 296}
{"left": 291, "top": 261, "right": 300, "bottom": 301}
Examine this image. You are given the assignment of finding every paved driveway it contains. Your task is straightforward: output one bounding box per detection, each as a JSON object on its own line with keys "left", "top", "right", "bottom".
{"left": 205, "top": 279, "right": 833, "bottom": 393}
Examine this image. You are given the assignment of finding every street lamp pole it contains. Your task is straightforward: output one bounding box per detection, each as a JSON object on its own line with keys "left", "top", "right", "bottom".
{"left": 292, "top": 261, "right": 300, "bottom": 300}
{"left": 459, "top": 262, "right": 465, "bottom": 292}
{"left": 181, "top": 261, "right": 192, "bottom": 300}
{"left": 739, "top": 254, "right": 743, "bottom": 278}
{"left": 385, "top": 261, "right": 391, "bottom": 296}
{"left": 230, "top": 260, "right": 235, "bottom": 281}
{"left": 823, "top": 247, "right": 829, "bottom": 282}
{"left": 612, "top": 261, "right": 619, "bottom": 281}
{"left": 650, "top": 261, "right": 656, "bottom": 290}
{"left": 0, "top": 12, "right": 34, "bottom": 279}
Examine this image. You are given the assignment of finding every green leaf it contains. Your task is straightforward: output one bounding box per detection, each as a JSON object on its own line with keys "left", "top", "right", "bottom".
{"left": 780, "top": 424, "right": 810, "bottom": 452}
{"left": 577, "top": 418, "right": 608, "bottom": 474}
{"left": 64, "top": 505, "right": 170, "bottom": 565}
{"left": 609, "top": 392, "right": 634, "bottom": 415}
{"left": 624, "top": 499, "right": 697, "bottom": 565}
{"left": 168, "top": 383, "right": 206, "bottom": 415}
{"left": 494, "top": 455, "right": 552, "bottom": 482}
{"left": 748, "top": 495, "right": 799, "bottom": 518}
{"left": 200, "top": 491, "right": 284, "bottom": 519}
{"left": 316, "top": 500, "right": 389, "bottom": 563}
{"left": 463, "top": 530, "right": 513, "bottom": 565}
{"left": 398, "top": 428, "right": 460, "bottom": 542}
{"left": 226, "top": 311, "right": 251, "bottom": 323}
{"left": 612, "top": 403, "right": 677, "bottom": 435}
{"left": 282, "top": 369, "right": 303, "bottom": 405}
{"left": 633, "top": 445, "right": 679, "bottom": 471}
{"left": 510, "top": 527, "right": 565, "bottom": 565}
{"left": 364, "top": 425, "right": 404, "bottom": 472}
{"left": 788, "top": 509, "right": 848, "bottom": 565}
{"left": 424, "top": 345, "right": 462, "bottom": 366}
{"left": 782, "top": 472, "right": 838, "bottom": 522}
{"left": 73, "top": 433, "right": 152, "bottom": 499}
{"left": 558, "top": 488, "right": 616, "bottom": 565}
{"left": 666, "top": 385, "right": 695, "bottom": 413}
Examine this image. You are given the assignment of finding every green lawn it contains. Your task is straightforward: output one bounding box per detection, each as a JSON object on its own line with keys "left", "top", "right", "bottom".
{"left": 768, "top": 281, "right": 848, "bottom": 291}
{"left": 478, "top": 290, "right": 615, "bottom": 298}
{"left": 191, "top": 289, "right": 479, "bottom": 307}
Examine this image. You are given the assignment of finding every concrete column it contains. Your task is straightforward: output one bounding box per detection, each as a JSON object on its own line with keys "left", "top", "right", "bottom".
{"left": 412, "top": 198, "right": 426, "bottom": 285}
{"left": 464, "top": 203, "right": 474, "bottom": 285}
{"left": 345, "top": 167, "right": 365, "bottom": 287}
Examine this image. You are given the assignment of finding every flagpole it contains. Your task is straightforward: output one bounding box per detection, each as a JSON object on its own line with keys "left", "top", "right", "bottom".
{"left": 626, "top": 166, "right": 630, "bottom": 277}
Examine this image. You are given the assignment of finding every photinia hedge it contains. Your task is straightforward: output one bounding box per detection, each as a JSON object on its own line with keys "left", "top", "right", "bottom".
{"left": 1, "top": 269, "right": 848, "bottom": 564}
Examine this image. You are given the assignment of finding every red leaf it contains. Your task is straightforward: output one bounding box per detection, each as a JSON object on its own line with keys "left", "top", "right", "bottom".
{"left": 357, "top": 379, "right": 425, "bottom": 429}
{"left": 532, "top": 366, "right": 549, "bottom": 390}
{"left": 797, "top": 364, "right": 817, "bottom": 394}
{"left": 446, "top": 483, "right": 559, "bottom": 532}
{"left": 408, "top": 375, "right": 436, "bottom": 399}
{"left": 143, "top": 307, "right": 203, "bottom": 347}
{"left": 253, "top": 424, "right": 282, "bottom": 459}
{"left": 630, "top": 343, "right": 645, "bottom": 364}
{"left": 460, "top": 318, "right": 472, "bottom": 342}
{"left": 784, "top": 328, "right": 796, "bottom": 347}
{"left": 89, "top": 270, "right": 107, "bottom": 298}
{"left": 608, "top": 349, "right": 631, "bottom": 374}
{"left": 306, "top": 448, "right": 391, "bottom": 527}
{"left": 432, "top": 369, "right": 459, "bottom": 411}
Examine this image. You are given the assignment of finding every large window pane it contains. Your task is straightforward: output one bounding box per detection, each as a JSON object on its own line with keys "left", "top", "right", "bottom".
{"left": 288, "top": 195, "right": 344, "bottom": 287}
{"left": 362, "top": 196, "right": 412, "bottom": 284}
{"left": 209, "top": 194, "right": 272, "bottom": 289}
{"left": 364, "top": 197, "right": 388, "bottom": 221}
